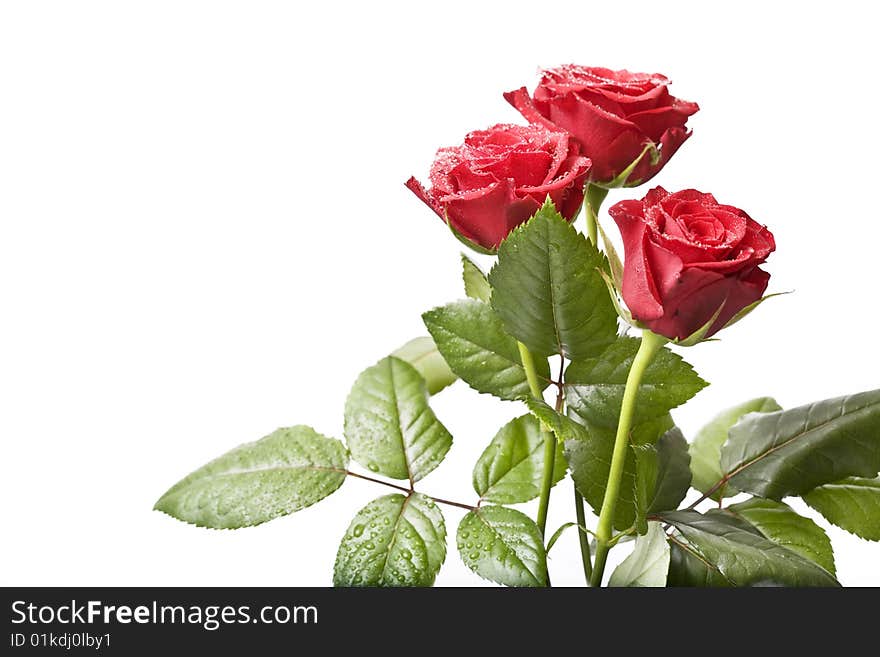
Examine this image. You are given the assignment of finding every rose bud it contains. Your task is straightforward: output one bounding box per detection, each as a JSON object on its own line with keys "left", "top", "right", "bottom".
{"left": 505, "top": 66, "right": 698, "bottom": 187}
{"left": 406, "top": 123, "right": 591, "bottom": 252}
{"left": 609, "top": 187, "right": 775, "bottom": 341}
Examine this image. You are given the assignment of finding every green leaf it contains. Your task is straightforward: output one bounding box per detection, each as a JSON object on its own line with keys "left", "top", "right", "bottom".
{"left": 457, "top": 506, "right": 547, "bottom": 587}
{"left": 344, "top": 356, "right": 452, "bottom": 482}
{"left": 597, "top": 219, "right": 623, "bottom": 290}
{"left": 804, "top": 477, "right": 880, "bottom": 541}
{"left": 528, "top": 398, "right": 669, "bottom": 532}
{"left": 333, "top": 493, "right": 446, "bottom": 587}
{"left": 473, "top": 414, "right": 566, "bottom": 504}
{"left": 609, "top": 522, "right": 670, "bottom": 587}
{"left": 660, "top": 510, "right": 839, "bottom": 586}
{"left": 689, "top": 397, "right": 781, "bottom": 501}
{"left": 545, "top": 522, "right": 587, "bottom": 554}
{"left": 391, "top": 336, "right": 457, "bottom": 395}
{"left": 461, "top": 253, "right": 491, "bottom": 302}
{"left": 597, "top": 267, "right": 637, "bottom": 326}
{"left": 550, "top": 414, "right": 638, "bottom": 531}
{"left": 726, "top": 498, "right": 835, "bottom": 574}
{"left": 488, "top": 199, "right": 618, "bottom": 360}
{"left": 649, "top": 427, "right": 692, "bottom": 513}
{"left": 565, "top": 336, "right": 707, "bottom": 429}
{"left": 154, "top": 426, "right": 348, "bottom": 529}
{"left": 667, "top": 536, "right": 732, "bottom": 587}
{"left": 634, "top": 427, "right": 691, "bottom": 532}
{"left": 720, "top": 389, "right": 880, "bottom": 499}
{"left": 423, "top": 299, "right": 551, "bottom": 401}
{"left": 633, "top": 444, "right": 658, "bottom": 535}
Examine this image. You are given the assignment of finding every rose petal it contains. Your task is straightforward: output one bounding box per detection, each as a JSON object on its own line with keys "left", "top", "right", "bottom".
{"left": 441, "top": 179, "right": 539, "bottom": 249}
{"left": 519, "top": 154, "right": 591, "bottom": 220}
{"left": 447, "top": 161, "right": 497, "bottom": 193}
{"left": 627, "top": 101, "right": 699, "bottom": 143}
{"left": 477, "top": 150, "right": 552, "bottom": 188}
{"left": 405, "top": 176, "right": 444, "bottom": 218}
{"left": 610, "top": 201, "right": 666, "bottom": 320}
{"left": 626, "top": 126, "right": 692, "bottom": 186}
{"left": 503, "top": 88, "right": 561, "bottom": 132}
{"left": 643, "top": 264, "right": 770, "bottom": 340}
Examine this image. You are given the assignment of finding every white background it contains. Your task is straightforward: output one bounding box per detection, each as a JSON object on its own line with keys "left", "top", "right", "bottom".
{"left": 2, "top": 1, "right": 878, "bottom": 587}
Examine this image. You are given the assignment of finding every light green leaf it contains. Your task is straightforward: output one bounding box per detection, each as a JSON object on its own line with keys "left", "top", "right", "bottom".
{"left": 660, "top": 510, "right": 839, "bottom": 586}
{"left": 461, "top": 253, "right": 491, "bottom": 302}
{"left": 804, "top": 477, "right": 880, "bottom": 541}
{"left": 391, "top": 336, "right": 457, "bottom": 395}
{"left": 333, "top": 493, "right": 446, "bottom": 587}
{"left": 488, "top": 199, "right": 618, "bottom": 360}
{"left": 721, "top": 389, "right": 880, "bottom": 499}
{"left": 565, "top": 336, "right": 707, "bottom": 429}
{"left": 473, "top": 414, "right": 566, "bottom": 504}
{"left": 597, "top": 220, "right": 623, "bottom": 290}
{"left": 689, "top": 397, "right": 781, "bottom": 501}
{"left": 646, "top": 427, "right": 691, "bottom": 513}
{"left": 597, "top": 267, "right": 637, "bottom": 326}
{"left": 457, "top": 506, "right": 547, "bottom": 587}
{"left": 609, "top": 522, "right": 670, "bottom": 587}
{"left": 154, "top": 425, "right": 348, "bottom": 529}
{"left": 423, "top": 299, "right": 551, "bottom": 401}
{"left": 545, "top": 522, "right": 589, "bottom": 554}
{"left": 726, "top": 498, "right": 835, "bottom": 574}
{"left": 344, "top": 356, "right": 452, "bottom": 482}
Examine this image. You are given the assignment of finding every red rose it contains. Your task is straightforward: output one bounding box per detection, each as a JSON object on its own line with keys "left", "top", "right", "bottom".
{"left": 406, "top": 123, "right": 591, "bottom": 251}
{"left": 609, "top": 187, "right": 775, "bottom": 340}
{"left": 505, "top": 66, "right": 698, "bottom": 186}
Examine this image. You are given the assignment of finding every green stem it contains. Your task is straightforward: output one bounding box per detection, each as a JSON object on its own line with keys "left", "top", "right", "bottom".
{"left": 574, "top": 487, "right": 593, "bottom": 584}
{"left": 589, "top": 330, "right": 667, "bottom": 587}
{"left": 517, "top": 341, "right": 555, "bottom": 538}
{"left": 584, "top": 184, "right": 609, "bottom": 246}
{"left": 575, "top": 182, "right": 609, "bottom": 585}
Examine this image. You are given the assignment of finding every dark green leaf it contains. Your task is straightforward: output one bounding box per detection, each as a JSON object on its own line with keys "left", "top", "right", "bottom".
{"left": 154, "top": 426, "right": 348, "bottom": 529}
{"left": 633, "top": 444, "right": 658, "bottom": 534}
{"left": 667, "top": 535, "right": 732, "bottom": 587}
{"left": 660, "top": 510, "right": 839, "bottom": 587}
{"left": 804, "top": 477, "right": 880, "bottom": 541}
{"left": 488, "top": 199, "right": 617, "bottom": 360}
{"left": 461, "top": 253, "right": 491, "bottom": 303}
{"left": 721, "top": 389, "right": 880, "bottom": 499}
{"left": 726, "top": 498, "right": 835, "bottom": 574}
{"left": 423, "top": 299, "right": 551, "bottom": 401}
{"left": 609, "top": 522, "right": 670, "bottom": 587}
{"left": 689, "top": 397, "right": 781, "bottom": 500}
{"left": 391, "top": 336, "right": 457, "bottom": 395}
{"left": 565, "top": 336, "right": 707, "bottom": 429}
{"left": 649, "top": 427, "right": 692, "bottom": 513}
{"left": 333, "top": 493, "right": 446, "bottom": 587}
{"left": 457, "top": 505, "right": 547, "bottom": 587}
{"left": 344, "top": 356, "right": 452, "bottom": 481}
{"left": 472, "top": 414, "right": 566, "bottom": 504}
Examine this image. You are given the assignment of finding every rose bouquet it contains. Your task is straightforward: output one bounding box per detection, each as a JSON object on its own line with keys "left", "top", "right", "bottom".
{"left": 155, "top": 66, "right": 879, "bottom": 587}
